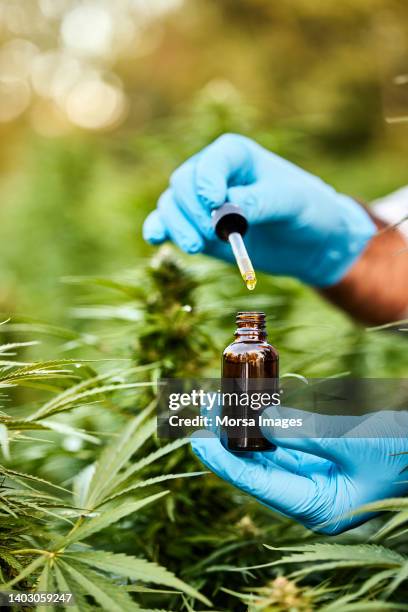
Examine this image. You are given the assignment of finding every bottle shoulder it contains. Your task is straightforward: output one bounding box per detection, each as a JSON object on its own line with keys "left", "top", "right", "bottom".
{"left": 223, "top": 340, "right": 279, "bottom": 360}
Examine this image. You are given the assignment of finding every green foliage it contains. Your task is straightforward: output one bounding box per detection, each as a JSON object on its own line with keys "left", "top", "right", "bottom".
{"left": 52, "top": 251, "right": 408, "bottom": 610}
{"left": 64, "top": 247, "right": 218, "bottom": 377}
{"left": 220, "top": 495, "right": 408, "bottom": 610}
{"left": 0, "top": 3, "right": 406, "bottom": 609}
{"left": 0, "top": 337, "right": 211, "bottom": 610}
{"left": 0, "top": 248, "right": 407, "bottom": 610}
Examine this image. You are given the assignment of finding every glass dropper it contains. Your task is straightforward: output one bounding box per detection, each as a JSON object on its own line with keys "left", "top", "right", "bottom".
{"left": 211, "top": 203, "right": 257, "bottom": 291}
{"left": 228, "top": 232, "right": 257, "bottom": 290}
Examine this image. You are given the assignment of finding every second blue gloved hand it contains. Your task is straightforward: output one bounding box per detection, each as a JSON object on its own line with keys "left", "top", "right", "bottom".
{"left": 191, "top": 408, "right": 408, "bottom": 534}
{"left": 143, "top": 134, "right": 376, "bottom": 286}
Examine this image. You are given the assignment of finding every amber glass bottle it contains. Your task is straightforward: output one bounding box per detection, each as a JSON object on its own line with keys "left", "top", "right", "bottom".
{"left": 221, "top": 312, "right": 279, "bottom": 451}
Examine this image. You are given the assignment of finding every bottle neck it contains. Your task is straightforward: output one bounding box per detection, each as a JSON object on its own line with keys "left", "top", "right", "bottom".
{"left": 234, "top": 312, "right": 267, "bottom": 341}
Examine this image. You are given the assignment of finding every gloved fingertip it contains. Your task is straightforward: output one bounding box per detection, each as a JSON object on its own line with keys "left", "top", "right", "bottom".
{"left": 142, "top": 210, "right": 167, "bottom": 244}
{"left": 183, "top": 238, "right": 205, "bottom": 254}
{"left": 190, "top": 432, "right": 220, "bottom": 461}
{"left": 195, "top": 167, "right": 227, "bottom": 210}
{"left": 146, "top": 234, "right": 167, "bottom": 246}
{"left": 197, "top": 188, "right": 225, "bottom": 211}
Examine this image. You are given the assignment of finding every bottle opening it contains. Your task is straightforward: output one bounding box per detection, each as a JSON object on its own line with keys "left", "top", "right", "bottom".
{"left": 236, "top": 311, "right": 266, "bottom": 329}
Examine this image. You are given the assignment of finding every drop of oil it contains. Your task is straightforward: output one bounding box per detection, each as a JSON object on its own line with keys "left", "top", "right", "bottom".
{"left": 243, "top": 272, "right": 257, "bottom": 291}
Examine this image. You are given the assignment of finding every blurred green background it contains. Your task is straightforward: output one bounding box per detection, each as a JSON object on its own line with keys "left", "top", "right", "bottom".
{"left": 0, "top": 3, "right": 408, "bottom": 608}
{"left": 0, "top": 0, "right": 407, "bottom": 320}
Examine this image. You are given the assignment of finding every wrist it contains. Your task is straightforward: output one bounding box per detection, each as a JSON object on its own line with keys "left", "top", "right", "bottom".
{"left": 322, "top": 210, "right": 408, "bottom": 324}
{"left": 310, "top": 195, "right": 376, "bottom": 287}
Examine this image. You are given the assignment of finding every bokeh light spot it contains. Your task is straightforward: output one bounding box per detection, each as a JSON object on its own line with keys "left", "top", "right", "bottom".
{"left": 65, "top": 78, "right": 127, "bottom": 130}
{"left": 61, "top": 4, "right": 113, "bottom": 57}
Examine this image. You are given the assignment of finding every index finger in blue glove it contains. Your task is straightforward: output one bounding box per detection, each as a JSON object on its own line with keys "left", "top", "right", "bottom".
{"left": 195, "top": 134, "right": 255, "bottom": 210}
{"left": 252, "top": 446, "right": 329, "bottom": 476}
{"left": 197, "top": 398, "right": 311, "bottom": 473}
{"left": 191, "top": 434, "right": 317, "bottom": 518}
{"left": 142, "top": 209, "right": 168, "bottom": 245}
{"left": 157, "top": 189, "right": 205, "bottom": 254}
{"left": 226, "top": 182, "right": 298, "bottom": 225}
{"left": 170, "top": 159, "right": 215, "bottom": 241}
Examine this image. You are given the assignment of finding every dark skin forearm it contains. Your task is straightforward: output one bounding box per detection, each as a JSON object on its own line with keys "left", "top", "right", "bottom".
{"left": 322, "top": 210, "right": 408, "bottom": 326}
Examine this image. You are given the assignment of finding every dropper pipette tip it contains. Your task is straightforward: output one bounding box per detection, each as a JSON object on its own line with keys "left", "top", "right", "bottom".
{"left": 211, "top": 203, "right": 257, "bottom": 291}
{"left": 227, "top": 232, "right": 257, "bottom": 292}
{"left": 243, "top": 271, "right": 257, "bottom": 291}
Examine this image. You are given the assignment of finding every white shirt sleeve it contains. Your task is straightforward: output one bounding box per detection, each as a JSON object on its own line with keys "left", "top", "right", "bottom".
{"left": 372, "top": 186, "right": 408, "bottom": 241}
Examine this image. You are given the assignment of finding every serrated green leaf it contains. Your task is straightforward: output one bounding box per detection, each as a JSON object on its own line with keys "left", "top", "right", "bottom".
{"left": 260, "top": 543, "right": 406, "bottom": 569}
{"left": 27, "top": 381, "right": 154, "bottom": 421}
{"left": 0, "top": 361, "right": 79, "bottom": 390}
{"left": 372, "top": 510, "right": 408, "bottom": 542}
{"left": 291, "top": 560, "right": 392, "bottom": 577}
{"left": 351, "top": 498, "right": 408, "bottom": 514}
{"left": 59, "top": 490, "right": 168, "bottom": 547}
{"left": 38, "top": 420, "right": 100, "bottom": 445}
{"left": 25, "top": 367, "right": 122, "bottom": 420}
{"left": 112, "top": 438, "right": 190, "bottom": 490}
{"left": 1, "top": 488, "right": 59, "bottom": 501}
{"left": 384, "top": 559, "right": 408, "bottom": 597}
{"left": 5, "top": 554, "right": 46, "bottom": 587}
{"left": 20, "top": 501, "right": 74, "bottom": 526}
{"left": 0, "top": 341, "right": 39, "bottom": 355}
{"left": 63, "top": 550, "right": 211, "bottom": 606}
{"left": 0, "top": 549, "right": 23, "bottom": 573}
{"left": 53, "top": 563, "right": 83, "bottom": 612}
{"left": 0, "top": 467, "right": 69, "bottom": 493}
{"left": 85, "top": 406, "right": 156, "bottom": 507}
{"left": 35, "top": 563, "right": 50, "bottom": 612}
{"left": 322, "top": 569, "right": 396, "bottom": 608}
{"left": 102, "top": 471, "right": 206, "bottom": 505}
{"left": 58, "top": 559, "right": 140, "bottom": 612}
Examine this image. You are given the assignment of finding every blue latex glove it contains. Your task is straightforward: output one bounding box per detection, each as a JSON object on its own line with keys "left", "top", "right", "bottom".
{"left": 191, "top": 407, "right": 408, "bottom": 534}
{"left": 143, "top": 133, "right": 376, "bottom": 286}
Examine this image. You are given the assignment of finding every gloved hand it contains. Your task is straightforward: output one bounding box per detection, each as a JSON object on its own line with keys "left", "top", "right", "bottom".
{"left": 191, "top": 407, "right": 408, "bottom": 534}
{"left": 143, "top": 133, "right": 376, "bottom": 286}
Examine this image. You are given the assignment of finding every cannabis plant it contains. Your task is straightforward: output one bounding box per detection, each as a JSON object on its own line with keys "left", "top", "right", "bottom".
{"left": 0, "top": 334, "right": 211, "bottom": 611}
{"left": 57, "top": 249, "right": 322, "bottom": 609}
{"left": 59, "top": 248, "right": 408, "bottom": 610}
